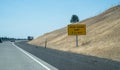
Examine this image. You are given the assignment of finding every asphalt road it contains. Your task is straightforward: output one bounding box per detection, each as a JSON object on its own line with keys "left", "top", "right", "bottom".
{"left": 0, "top": 41, "right": 58, "bottom": 70}
{"left": 15, "top": 41, "right": 120, "bottom": 70}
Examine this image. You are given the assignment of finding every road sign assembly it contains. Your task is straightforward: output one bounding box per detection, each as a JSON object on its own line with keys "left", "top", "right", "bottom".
{"left": 68, "top": 24, "right": 86, "bottom": 35}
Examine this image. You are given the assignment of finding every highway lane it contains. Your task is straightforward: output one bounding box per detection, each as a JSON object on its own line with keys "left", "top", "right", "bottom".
{"left": 15, "top": 41, "right": 120, "bottom": 70}
{"left": 0, "top": 42, "right": 58, "bottom": 70}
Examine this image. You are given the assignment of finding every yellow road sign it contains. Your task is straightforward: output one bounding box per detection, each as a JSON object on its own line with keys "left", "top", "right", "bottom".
{"left": 68, "top": 24, "right": 86, "bottom": 35}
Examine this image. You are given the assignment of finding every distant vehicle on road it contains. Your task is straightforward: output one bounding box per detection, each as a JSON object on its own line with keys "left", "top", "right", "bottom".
{"left": 10, "top": 39, "right": 15, "bottom": 42}
{"left": 28, "top": 36, "right": 34, "bottom": 41}
{"left": 0, "top": 39, "right": 2, "bottom": 43}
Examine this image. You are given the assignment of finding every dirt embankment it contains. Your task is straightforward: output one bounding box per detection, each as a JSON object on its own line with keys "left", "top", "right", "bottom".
{"left": 29, "top": 5, "right": 120, "bottom": 61}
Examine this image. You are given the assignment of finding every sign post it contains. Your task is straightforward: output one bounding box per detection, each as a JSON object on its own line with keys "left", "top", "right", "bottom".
{"left": 76, "top": 35, "right": 78, "bottom": 47}
{"left": 68, "top": 24, "right": 86, "bottom": 47}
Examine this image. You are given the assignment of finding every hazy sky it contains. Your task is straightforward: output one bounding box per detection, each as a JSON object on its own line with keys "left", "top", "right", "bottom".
{"left": 0, "top": 0, "right": 120, "bottom": 38}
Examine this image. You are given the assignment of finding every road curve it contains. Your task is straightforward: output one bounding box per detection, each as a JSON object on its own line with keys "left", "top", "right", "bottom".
{"left": 0, "top": 42, "right": 58, "bottom": 70}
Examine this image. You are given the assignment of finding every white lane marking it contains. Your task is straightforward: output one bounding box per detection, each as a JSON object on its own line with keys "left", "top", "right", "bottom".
{"left": 12, "top": 43, "right": 51, "bottom": 70}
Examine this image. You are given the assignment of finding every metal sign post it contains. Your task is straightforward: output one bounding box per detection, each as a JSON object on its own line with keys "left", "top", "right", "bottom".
{"left": 76, "top": 35, "right": 78, "bottom": 47}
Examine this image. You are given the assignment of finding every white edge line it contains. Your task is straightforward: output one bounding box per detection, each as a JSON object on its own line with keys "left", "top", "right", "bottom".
{"left": 12, "top": 43, "right": 51, "bottom": 70}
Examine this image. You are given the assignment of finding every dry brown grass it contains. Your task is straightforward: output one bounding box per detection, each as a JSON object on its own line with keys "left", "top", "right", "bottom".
{"left": 29, "top": 5, "right": 120, "bottom": 61}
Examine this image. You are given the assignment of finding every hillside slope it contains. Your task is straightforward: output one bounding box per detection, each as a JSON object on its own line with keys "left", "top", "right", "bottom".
{"left": 29, "top": 5, "right": 120, "bottom": 61}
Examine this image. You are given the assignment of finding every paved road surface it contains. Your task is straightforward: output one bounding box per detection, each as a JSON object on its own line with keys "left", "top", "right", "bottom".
{"left": 0, "top": 42, "right": 58, "bottom": 70}
{"left": 15, "top": 41, "right": 120, "bottom": 70}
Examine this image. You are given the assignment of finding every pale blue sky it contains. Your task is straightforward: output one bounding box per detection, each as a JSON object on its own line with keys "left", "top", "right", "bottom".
{"left": 0, "top": 0, "right": 120, "bottom": 38}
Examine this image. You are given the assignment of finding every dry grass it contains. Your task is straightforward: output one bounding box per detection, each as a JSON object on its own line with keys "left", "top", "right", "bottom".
{"left": 29, "top": 5, "right": 120, "bottom": 61}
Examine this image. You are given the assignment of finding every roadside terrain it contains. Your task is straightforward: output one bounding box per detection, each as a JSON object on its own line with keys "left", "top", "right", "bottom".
{"left": 15, "top": 41, "right": 120, "bottom": 70}
{"left": 29, "top": 5, "right": 120, "bottom": 61}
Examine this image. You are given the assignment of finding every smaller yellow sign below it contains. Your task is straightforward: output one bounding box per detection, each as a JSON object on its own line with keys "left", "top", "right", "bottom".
{"left": 68, "top": 24, "right": 86, "bottom": 35}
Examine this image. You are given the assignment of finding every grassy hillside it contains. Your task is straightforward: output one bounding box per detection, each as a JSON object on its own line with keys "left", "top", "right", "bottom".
{"left": 29, "top": 5, "right": 120, "bottom": 61}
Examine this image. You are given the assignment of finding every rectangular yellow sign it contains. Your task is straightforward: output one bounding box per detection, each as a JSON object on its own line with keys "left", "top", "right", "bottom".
{"left": 68, "top": 24, "right": 86, "bottom": 35}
